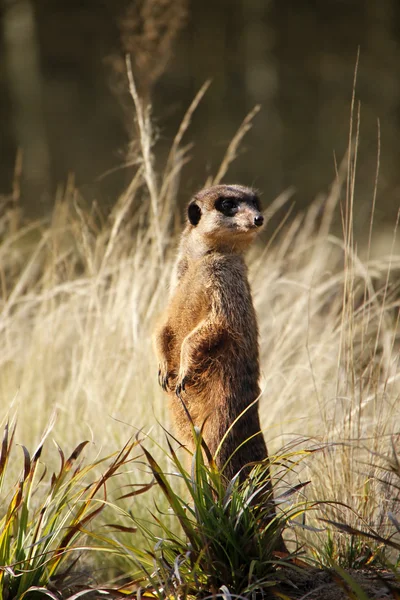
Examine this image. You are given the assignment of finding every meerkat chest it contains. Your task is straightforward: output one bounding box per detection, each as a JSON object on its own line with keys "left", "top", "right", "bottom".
{"left": 208, "top": 255, "right": 257, "bottom": 331}
{"left": 167, "top": 266, "right": 210, "bottom": 336}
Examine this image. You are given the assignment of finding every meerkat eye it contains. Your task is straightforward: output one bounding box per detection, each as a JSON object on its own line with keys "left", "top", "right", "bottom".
{"left": 251, "top": 196, "right": 261, "bottom": 210}
{"left": 215, "top": 197, "right": 238, "bottom": 216}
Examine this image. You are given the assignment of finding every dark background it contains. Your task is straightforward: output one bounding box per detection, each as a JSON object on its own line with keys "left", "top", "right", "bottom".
{"left": 1, "top": 0, "right": 399, "bottom": 229}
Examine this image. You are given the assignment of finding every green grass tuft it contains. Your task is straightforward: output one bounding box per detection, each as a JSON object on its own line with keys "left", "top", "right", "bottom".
{"left": 0, "top": 419, "right": 140, "bottom": 599}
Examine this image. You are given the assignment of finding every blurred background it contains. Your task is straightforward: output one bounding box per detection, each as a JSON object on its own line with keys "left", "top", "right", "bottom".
{"left": 0, "top": 0, "right": 399, "bottom": 230}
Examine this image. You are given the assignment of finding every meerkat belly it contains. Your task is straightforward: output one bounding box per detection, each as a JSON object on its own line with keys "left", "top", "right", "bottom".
{"left": 186, "top": 338, "right": 260, "bottom": 437}
{"left": 209, "top": 276, "right": 261, "bottom": 405}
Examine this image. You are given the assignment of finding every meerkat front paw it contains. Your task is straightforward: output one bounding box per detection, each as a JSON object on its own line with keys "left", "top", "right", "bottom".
{"left": 158, "top": 363, "right": 171, "bottom": 391}
{"left": 175, "top": 364, "right": 191, "bottom": 396}
{"left": 175, "top": 376, "right": 188, "bottom": 397}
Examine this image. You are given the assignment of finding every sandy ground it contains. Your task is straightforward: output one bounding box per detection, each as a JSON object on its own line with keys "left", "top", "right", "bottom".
{"left": 278, "top": 566, "right": 400, "bottom": 599}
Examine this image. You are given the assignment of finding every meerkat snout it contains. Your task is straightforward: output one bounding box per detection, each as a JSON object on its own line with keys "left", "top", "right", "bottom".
{"left": 254, "top": 215, "right": 264, "bottom": 227}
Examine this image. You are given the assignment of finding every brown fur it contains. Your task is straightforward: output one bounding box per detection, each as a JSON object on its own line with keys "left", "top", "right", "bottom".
{"left": 154, "top": 184, "right": 272, "bottom": 484}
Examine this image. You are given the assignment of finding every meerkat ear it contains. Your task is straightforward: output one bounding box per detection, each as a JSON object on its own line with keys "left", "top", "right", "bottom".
{"left": 188, "top": 201, "right": 201, "bottom": 226}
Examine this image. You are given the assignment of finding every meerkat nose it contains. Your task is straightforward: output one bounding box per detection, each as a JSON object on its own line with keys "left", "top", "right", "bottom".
{"left": 254, "top": 215, "right": 264, "bottom": 227}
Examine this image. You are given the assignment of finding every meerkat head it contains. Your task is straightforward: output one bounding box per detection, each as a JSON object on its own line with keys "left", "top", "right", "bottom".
{"left": 187, "top": 184, "right": 264, "bottom": 252}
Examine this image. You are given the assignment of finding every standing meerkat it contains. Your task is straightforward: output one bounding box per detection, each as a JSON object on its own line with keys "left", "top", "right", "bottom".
{"left": 154, "top": 183, "right": 273, "bottom": 484}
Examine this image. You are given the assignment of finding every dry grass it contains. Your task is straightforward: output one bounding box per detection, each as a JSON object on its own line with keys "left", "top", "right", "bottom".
{"left": 0, "top": 77, "right": 399, "bottom": 567}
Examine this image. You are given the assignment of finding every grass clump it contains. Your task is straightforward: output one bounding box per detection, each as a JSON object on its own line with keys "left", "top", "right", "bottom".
{"left": 130, "top": 430, "right": 300, "bottom": 599}
{"left": 0, "top": 418, "right": 141, "bottom": 599}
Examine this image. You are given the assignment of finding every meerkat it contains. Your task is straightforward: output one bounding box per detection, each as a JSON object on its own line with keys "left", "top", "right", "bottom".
{"left": 154, "top": 184, "right": 274, "bottom": 486}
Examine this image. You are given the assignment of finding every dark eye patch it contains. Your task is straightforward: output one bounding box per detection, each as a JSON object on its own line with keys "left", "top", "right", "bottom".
{"left": 250, "top": 195, "right": 261, "bottom": 211}
{"left": 215, "top": 197, "right": 239, "bottom": 216}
